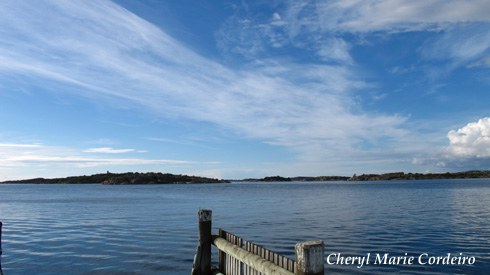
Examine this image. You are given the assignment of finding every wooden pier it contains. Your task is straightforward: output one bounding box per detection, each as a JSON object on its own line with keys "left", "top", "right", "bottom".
{"left": 192, "top": 210, "right": 324, "bottom": 275}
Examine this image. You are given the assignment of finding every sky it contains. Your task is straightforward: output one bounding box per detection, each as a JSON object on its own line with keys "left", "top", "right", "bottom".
{"left": 0, "top": 0, "right": 490, "bottom": 180}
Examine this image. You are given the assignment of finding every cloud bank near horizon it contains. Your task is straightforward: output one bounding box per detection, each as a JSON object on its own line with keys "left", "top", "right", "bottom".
{"left": 0, "top": 143, "right": 193, "bottom": 168}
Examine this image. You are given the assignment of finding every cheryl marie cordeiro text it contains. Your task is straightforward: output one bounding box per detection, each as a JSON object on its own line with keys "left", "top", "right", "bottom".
{"left": 327, "top": 253, "right": 476, "bottom": 268}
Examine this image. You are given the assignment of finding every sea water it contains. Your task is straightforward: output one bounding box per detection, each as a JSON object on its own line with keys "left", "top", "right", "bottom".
{"left": 1, "top": 179, "right": 489, "bottom": 274}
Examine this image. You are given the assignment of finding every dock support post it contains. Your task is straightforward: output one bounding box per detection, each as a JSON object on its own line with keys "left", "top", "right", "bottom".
{"left": 0, "top": 221, "right": 3, "bottom": 275}
{"left": 295, "top": 240, "right": 324, "bottom": 275}
{"left": 198, "top": 210, "right": 212, "bottom": 275}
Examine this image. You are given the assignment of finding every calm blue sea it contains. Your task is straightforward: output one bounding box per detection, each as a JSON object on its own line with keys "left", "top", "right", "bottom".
{"left": 1, "top": 179, "right": 489, "bottom": 274}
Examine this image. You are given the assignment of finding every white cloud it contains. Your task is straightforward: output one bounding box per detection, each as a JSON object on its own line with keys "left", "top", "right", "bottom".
{"left": 215, "top": 2, "right": 355, "bottom": 63}
{"left": 406, "top": 118, "right": 490, "bottom": 171}
{"left": 282, "top": 0, "right": 490, "bottom": 65}
{"left": 84, "top": 147, "right": 135, "bottom": 154}
{"left": 0, "top": 143, "right": 43, "bottom": 148}
{"left": 0, "top": 142, "right": 193, "bottom": 168}
{"left": 317, "top": 38, "right": 353, "bottom": 63}
{"left": 317, "top": 0, "right": 490, "bottom": 33}
{"left": 1, "top": 155, "right": 191, "bottom": 167}
{"left": 0, "top": 138, "right": 228, "bottom": 180}
{"left": 0, "top": 0, "right": 409, "bottom": 164}
{"left": 419, "top": 25, "right": 490, "bottom": 67}
{"left": 216, "top": 0, "right": 490, "bottom": 68}
{"left": 271, "top": 13, "right": 284, "bottom": 25}
{"left": 5, "top": 0, "right": 487, "bottom": 175}
{"left": 447, "top": 117, "right": 490, "bottom": 158}
{"left": 468, "top": 55, "right": 490, "bottom": 68}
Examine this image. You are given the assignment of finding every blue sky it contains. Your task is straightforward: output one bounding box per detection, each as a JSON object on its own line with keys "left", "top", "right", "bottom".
{"left": 1, "top": 0, "right": 490, "bottom": 180}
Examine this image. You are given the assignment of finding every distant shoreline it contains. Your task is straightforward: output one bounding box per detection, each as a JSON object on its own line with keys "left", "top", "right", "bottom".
{"left": 0, "top": 172, "right": 229, "bottom": 185}
{"left": 2, "top": 170, "right": 490, "bottom": 184}
{"left": 239, "top": 170, "right": 490, "bottom": 182}
{"left": 347, "top": 171, "right": 490, "bottom": 181}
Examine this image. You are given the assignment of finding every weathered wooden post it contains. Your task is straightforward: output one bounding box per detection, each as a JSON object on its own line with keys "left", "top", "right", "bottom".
{"left": 295, "top": 240, "right": 324, "bottom": 275}
{"left": 198, "top": 210, "right": 212, "bottom": 275}
{"left": 0, "top": 222, "right": 2, "bottom": 256}
{"left": 0, "top": 221, "right": 3, "bottom": 275}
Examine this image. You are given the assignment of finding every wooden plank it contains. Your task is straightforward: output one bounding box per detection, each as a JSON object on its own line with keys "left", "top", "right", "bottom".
{"left": 242, "top": 239, "right": 296, "bottom": 274}
{"left": 216, "top": 229, "right": 296, "bottom": 274}
{"left": 238, "top": 237, "right": 243, "bottom": 275}
{"left": 218, "top": 229, "right": 225, "bottom": 272}
{"left": 212, "top": 235, "right": 294, "bottom": 275}
{"left": 221, "top": 229, "right": 244, "bottom": 275}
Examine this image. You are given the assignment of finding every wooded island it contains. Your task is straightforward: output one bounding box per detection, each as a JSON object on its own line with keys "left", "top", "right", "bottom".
{"left": 1, "top": 172, "right": 229, "bottom": 185}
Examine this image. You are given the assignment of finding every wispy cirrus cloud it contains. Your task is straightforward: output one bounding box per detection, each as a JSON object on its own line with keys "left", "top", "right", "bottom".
{"left": 212, "top": 0, "right": 490, "bottom": 169}
{"left": 0, "top": 0, "right": 407, "bottom": 164}
{"left": 0, "top": 143, "right": 43, "bottom": 148}
{"left": 216, "top": 0, "right": 490, "bottom": 59}
{"left": 84, "top": 147, "right": 136, "bottom": 154}
{"left": 215, "top": 0, "right": 490, "bottom": 88}
{"left": 419, "top": 24, "right": 490, "bottom": 67}
{"left": 315, "top": 0, "right": 490, "bottom": 33}
{"left": 332, "top": 0, "right": 490, "bottom": 69}
{"left": 468, "top": 55, "right": 490, "bottom": 68}
{"left": 1, "top": 0, "right": 488, "bottom": 176}
{"left": 0, "top": 142, "right": 193, "bottom": 168}
{"left": 0, "top": 155, "right": 191, "bottom": 168}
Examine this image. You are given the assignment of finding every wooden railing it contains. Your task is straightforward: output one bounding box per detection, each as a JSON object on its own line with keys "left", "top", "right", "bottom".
{"left": 192, "top": 210, "right": 324, "bottom": 275}
{"left": 218, "top": 229, "right": 296, "bottom": 274}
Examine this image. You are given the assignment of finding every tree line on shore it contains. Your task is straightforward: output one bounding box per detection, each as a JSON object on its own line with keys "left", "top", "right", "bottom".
{"left": 0, "top": 172, "right": 229, "bottom": 185}
{"left": 347, "top": 170, "right": 490, "bottom": 181}
{"left": 2, "top": 170, "right": 490, "bottom": 184}
{"left": 238, "top": 170, "right": 490, "bottom": 182}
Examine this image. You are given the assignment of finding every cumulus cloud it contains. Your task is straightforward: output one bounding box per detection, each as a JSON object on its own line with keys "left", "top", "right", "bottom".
{"left": 447, "top": 117, "right": 490, "bottom": 158}
{"left": 407, "top": 118, "right": 490, "bottom": 171}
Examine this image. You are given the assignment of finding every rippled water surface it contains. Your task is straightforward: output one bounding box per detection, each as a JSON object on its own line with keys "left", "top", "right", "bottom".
{"left": 1, "top": 179, "right": 490, "bottom": 274}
